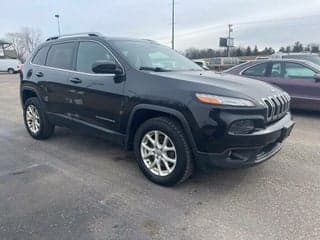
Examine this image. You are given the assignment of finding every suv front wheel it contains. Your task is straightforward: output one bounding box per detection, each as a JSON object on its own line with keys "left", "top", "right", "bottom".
{"left": 23, "top": 97, "right": 55, "bottom": 139}
{"left": 134, "top": 117, "right": 194, "bottom": 186}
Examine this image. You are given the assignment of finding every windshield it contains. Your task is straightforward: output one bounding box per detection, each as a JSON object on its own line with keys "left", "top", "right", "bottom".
{"left": 111, "top": 40, "right": 203, "bottom": 71}
{"left": 283, "top": 55, "right": 320, "bottom": 65}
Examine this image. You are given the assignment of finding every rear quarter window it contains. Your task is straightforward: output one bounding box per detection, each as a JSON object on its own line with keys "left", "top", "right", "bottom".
{"left": 32, "top": 46, "right": 49, "bottom": 65}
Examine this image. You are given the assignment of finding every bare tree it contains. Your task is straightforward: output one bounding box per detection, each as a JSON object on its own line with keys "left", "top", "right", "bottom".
{"left": 5, "top": 27, "right": 42, "bottom": 62}
{"left": 20, "top": 27, "right": 42, "bottom": 55}
{"left": 5, "top": 32, "right": 26, "bottom": 62}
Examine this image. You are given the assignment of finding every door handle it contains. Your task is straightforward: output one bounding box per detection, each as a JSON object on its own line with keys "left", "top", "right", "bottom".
{"left": 70, "top": 77, "right": 82, "bottom": 84}
{"left": 35, "top": 72, "right": 44, "bottom": 77}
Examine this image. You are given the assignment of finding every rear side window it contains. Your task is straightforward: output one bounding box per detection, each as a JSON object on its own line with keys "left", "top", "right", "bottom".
{"left": 46, "top": 42, "right": 75, "bottom": 70}
{"left": 76, "top": 41, "right": 115, "bottom": 73}
{"left": 243, "top": 63, "right": 268, "bottom": 77}
{"left": 32, "top": 46, "right": 49, "bottom": 65}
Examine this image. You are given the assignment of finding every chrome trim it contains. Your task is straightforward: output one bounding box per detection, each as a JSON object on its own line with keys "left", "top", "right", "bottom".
{"left": 95, "top": 116, "right": 116, "bottom": 123}
{"left": 262, "top": 93, "right": 291, "bottom": 123}
{"left": 46, "top": 32, "right": 103, "bottom": 41}
{"left": 30, "top": 39, "right": 125, "bottom": 77}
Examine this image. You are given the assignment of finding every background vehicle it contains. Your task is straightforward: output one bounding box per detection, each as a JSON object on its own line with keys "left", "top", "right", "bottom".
{"left": 20, "top": 33, "right": 294, "bottom": 186}
{"left": 225, "top": 59, "right": 320, "bottom": 111}
{"left": 0, "top": 58, "right": 21, "bottom": 74}
{"left": 208, "top": 57, "right": 240, "bottom": 71}
{"left": 193, "top": 60, "right": 210, "bottom": 70}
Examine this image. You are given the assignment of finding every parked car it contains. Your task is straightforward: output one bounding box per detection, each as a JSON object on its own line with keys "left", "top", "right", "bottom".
{"left": 0, "top": 58, "right": 21, "bottom": 74}
{"left": 193, "top": 60, "right": 210, "bottom": 70}
{"left": 255, "top": 56, "right": 269, "bottom": 60}
{"left": 269, "top": 52, "right": 320, "bottom": 65}
{"left": 208, "top": 57, "right": 240, "bottom": 71}
{"left": 225, "top": 59, "right": 320, "bottom": 111}
{"left": 20, "top": 33, "right": 294, "bottom": 186}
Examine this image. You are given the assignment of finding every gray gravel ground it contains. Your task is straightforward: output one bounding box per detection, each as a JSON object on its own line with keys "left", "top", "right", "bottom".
{"left": 0, "top": 74, "right": 319, "bottom": 240}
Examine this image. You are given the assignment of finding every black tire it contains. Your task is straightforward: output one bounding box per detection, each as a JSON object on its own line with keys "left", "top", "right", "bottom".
{"left": 134, "top": 117, "right": 194, "bottom": 186}
{"left": 23, "top": 97, "right": 55, "bottom": 140}
{"left": 8, "top": 68, "right": 14, "bottom": 74}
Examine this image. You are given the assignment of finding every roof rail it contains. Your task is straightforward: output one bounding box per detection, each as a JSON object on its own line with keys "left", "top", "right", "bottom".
{"left": 46, "top": 32, "right": 103, "bottom": 41}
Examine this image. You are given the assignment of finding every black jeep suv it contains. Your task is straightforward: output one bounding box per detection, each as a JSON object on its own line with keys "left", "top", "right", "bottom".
{"left": 20, "top": 33, "right": 294, "bottom": 186}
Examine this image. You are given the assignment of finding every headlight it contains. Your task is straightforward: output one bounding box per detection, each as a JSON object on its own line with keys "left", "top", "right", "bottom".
{"left": 196, "top": 93, "right": 255, "bottom": 107}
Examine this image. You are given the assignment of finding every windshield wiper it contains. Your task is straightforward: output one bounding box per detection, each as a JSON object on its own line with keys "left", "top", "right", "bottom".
{"left": 139, "top": 66, "right": 170, "bottom": 72}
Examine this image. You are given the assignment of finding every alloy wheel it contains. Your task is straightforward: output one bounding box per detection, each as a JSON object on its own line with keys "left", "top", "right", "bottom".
{"left": 26, "top": 105, "right": 41, "bottom": 134}
{"left": 140, "top": 130, "right": 177, "bottom": 176}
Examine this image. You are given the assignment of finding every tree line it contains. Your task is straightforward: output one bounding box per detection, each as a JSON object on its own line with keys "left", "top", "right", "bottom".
{"left": 185, "top": 41, "right": 320, "bottom": 59}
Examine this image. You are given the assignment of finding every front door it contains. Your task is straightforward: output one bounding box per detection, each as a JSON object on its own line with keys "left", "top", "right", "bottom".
{"left": 271, "top": 61, "right": 320, "bottom": 108}
{"left": 67, "top": 41, "right": 125, "bottom": 132}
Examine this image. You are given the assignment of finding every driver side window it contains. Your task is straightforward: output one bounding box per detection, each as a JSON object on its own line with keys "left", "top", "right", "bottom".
{"left": 76, "top": 42, "right": 115, "bottom": 74}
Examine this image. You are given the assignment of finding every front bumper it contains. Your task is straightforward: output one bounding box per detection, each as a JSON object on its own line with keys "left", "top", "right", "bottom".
{"left": 194, "top": 113, "right": 295, "bottom": 169}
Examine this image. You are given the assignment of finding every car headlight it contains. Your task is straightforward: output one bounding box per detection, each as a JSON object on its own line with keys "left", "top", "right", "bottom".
{"left": 196, "top": 93, "right": 255, "bottom": 107}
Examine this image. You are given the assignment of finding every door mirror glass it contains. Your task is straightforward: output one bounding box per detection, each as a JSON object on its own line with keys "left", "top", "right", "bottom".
{"left": 92, "top": 60, "right": 120, "bottom": 74}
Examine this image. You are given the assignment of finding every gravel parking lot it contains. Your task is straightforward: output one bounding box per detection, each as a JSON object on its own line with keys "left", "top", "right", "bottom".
{"left": 0, "top": 73, "right": 319, "bottom": 240}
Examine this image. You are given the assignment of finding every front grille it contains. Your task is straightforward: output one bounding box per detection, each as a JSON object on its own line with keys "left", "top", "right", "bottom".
{"left": 262, "top": 93, "right": 290, "bottom": 123}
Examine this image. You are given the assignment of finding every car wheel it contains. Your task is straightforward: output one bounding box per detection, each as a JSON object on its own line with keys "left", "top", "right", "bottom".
{"left": 134, "top": 117, "right": 194, "bottom": 186}
{"left": 8, "top": 68, "right": 14, "bottom": 74}
{"left": 23, "top": 97, "right": 55, "bottom": 139}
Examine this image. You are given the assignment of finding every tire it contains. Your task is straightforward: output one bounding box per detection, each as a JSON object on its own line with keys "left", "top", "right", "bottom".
{"left": 8, "top": 68, "right": 14, "bottom": 74}
{"left": 134, "top": 117, "right": 194, "bottom": 186}
{"left": 23, "top": 97, "right": 55, "bottom": 140}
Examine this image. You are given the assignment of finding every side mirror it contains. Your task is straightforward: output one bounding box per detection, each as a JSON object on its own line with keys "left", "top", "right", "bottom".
{"left": 314, "top": 73, "right": 320, "bottom": 83}
{"left": 92, "top": 60, "right": 122, "bottom": 74}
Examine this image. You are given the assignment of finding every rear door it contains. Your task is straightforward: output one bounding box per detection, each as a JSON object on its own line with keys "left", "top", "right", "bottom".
{"left": 67, "top": 41, "right": 125, "bottom": 132}
{"left": 43, "top": 42, "right": 77, "bottom": 116}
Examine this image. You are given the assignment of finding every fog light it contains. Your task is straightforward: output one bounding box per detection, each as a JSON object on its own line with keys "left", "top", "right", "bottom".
{"left": 229, "top": 120, "right": 255, "bottom": 135}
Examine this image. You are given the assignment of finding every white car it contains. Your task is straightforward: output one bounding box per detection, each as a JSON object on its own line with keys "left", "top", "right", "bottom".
{"left": 0, "top": 58, "right": 21, "bottom": 74}
{"left": 193, "top": 60, "right": 210, "bottom": 70}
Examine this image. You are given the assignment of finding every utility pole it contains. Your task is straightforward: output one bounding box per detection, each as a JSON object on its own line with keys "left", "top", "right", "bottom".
{"left": 171, "top": 0, "right": 175, "bottom": 50}
{"left": 54, "top": 14, "right": 61, "bottom": 36}
{"left": 227, "top": 24, "right": 233, "bottom": 57}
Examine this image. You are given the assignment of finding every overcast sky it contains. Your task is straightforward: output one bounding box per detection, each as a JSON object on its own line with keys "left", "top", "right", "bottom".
{"left": 1, "top": 0, "right": 320, "bottom": 50}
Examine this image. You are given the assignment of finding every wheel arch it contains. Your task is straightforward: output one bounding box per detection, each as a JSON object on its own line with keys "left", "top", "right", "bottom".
{"left": 125, "top": 104, "right": 197, "bottom": 154}
{"left": 21, "top": 86, "right": 42, "bottom": 106}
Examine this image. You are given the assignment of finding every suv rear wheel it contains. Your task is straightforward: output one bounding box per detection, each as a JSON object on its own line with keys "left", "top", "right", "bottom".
{"left": 134, "top": 117, "right": 193, "bottom": 186}
{"left": 23, "top": 97, "right": 55, "bottom": 139}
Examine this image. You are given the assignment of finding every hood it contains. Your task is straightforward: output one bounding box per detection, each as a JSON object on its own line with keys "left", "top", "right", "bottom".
{"left": 151, "top": 70, "right": 284, "bottom": 100}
